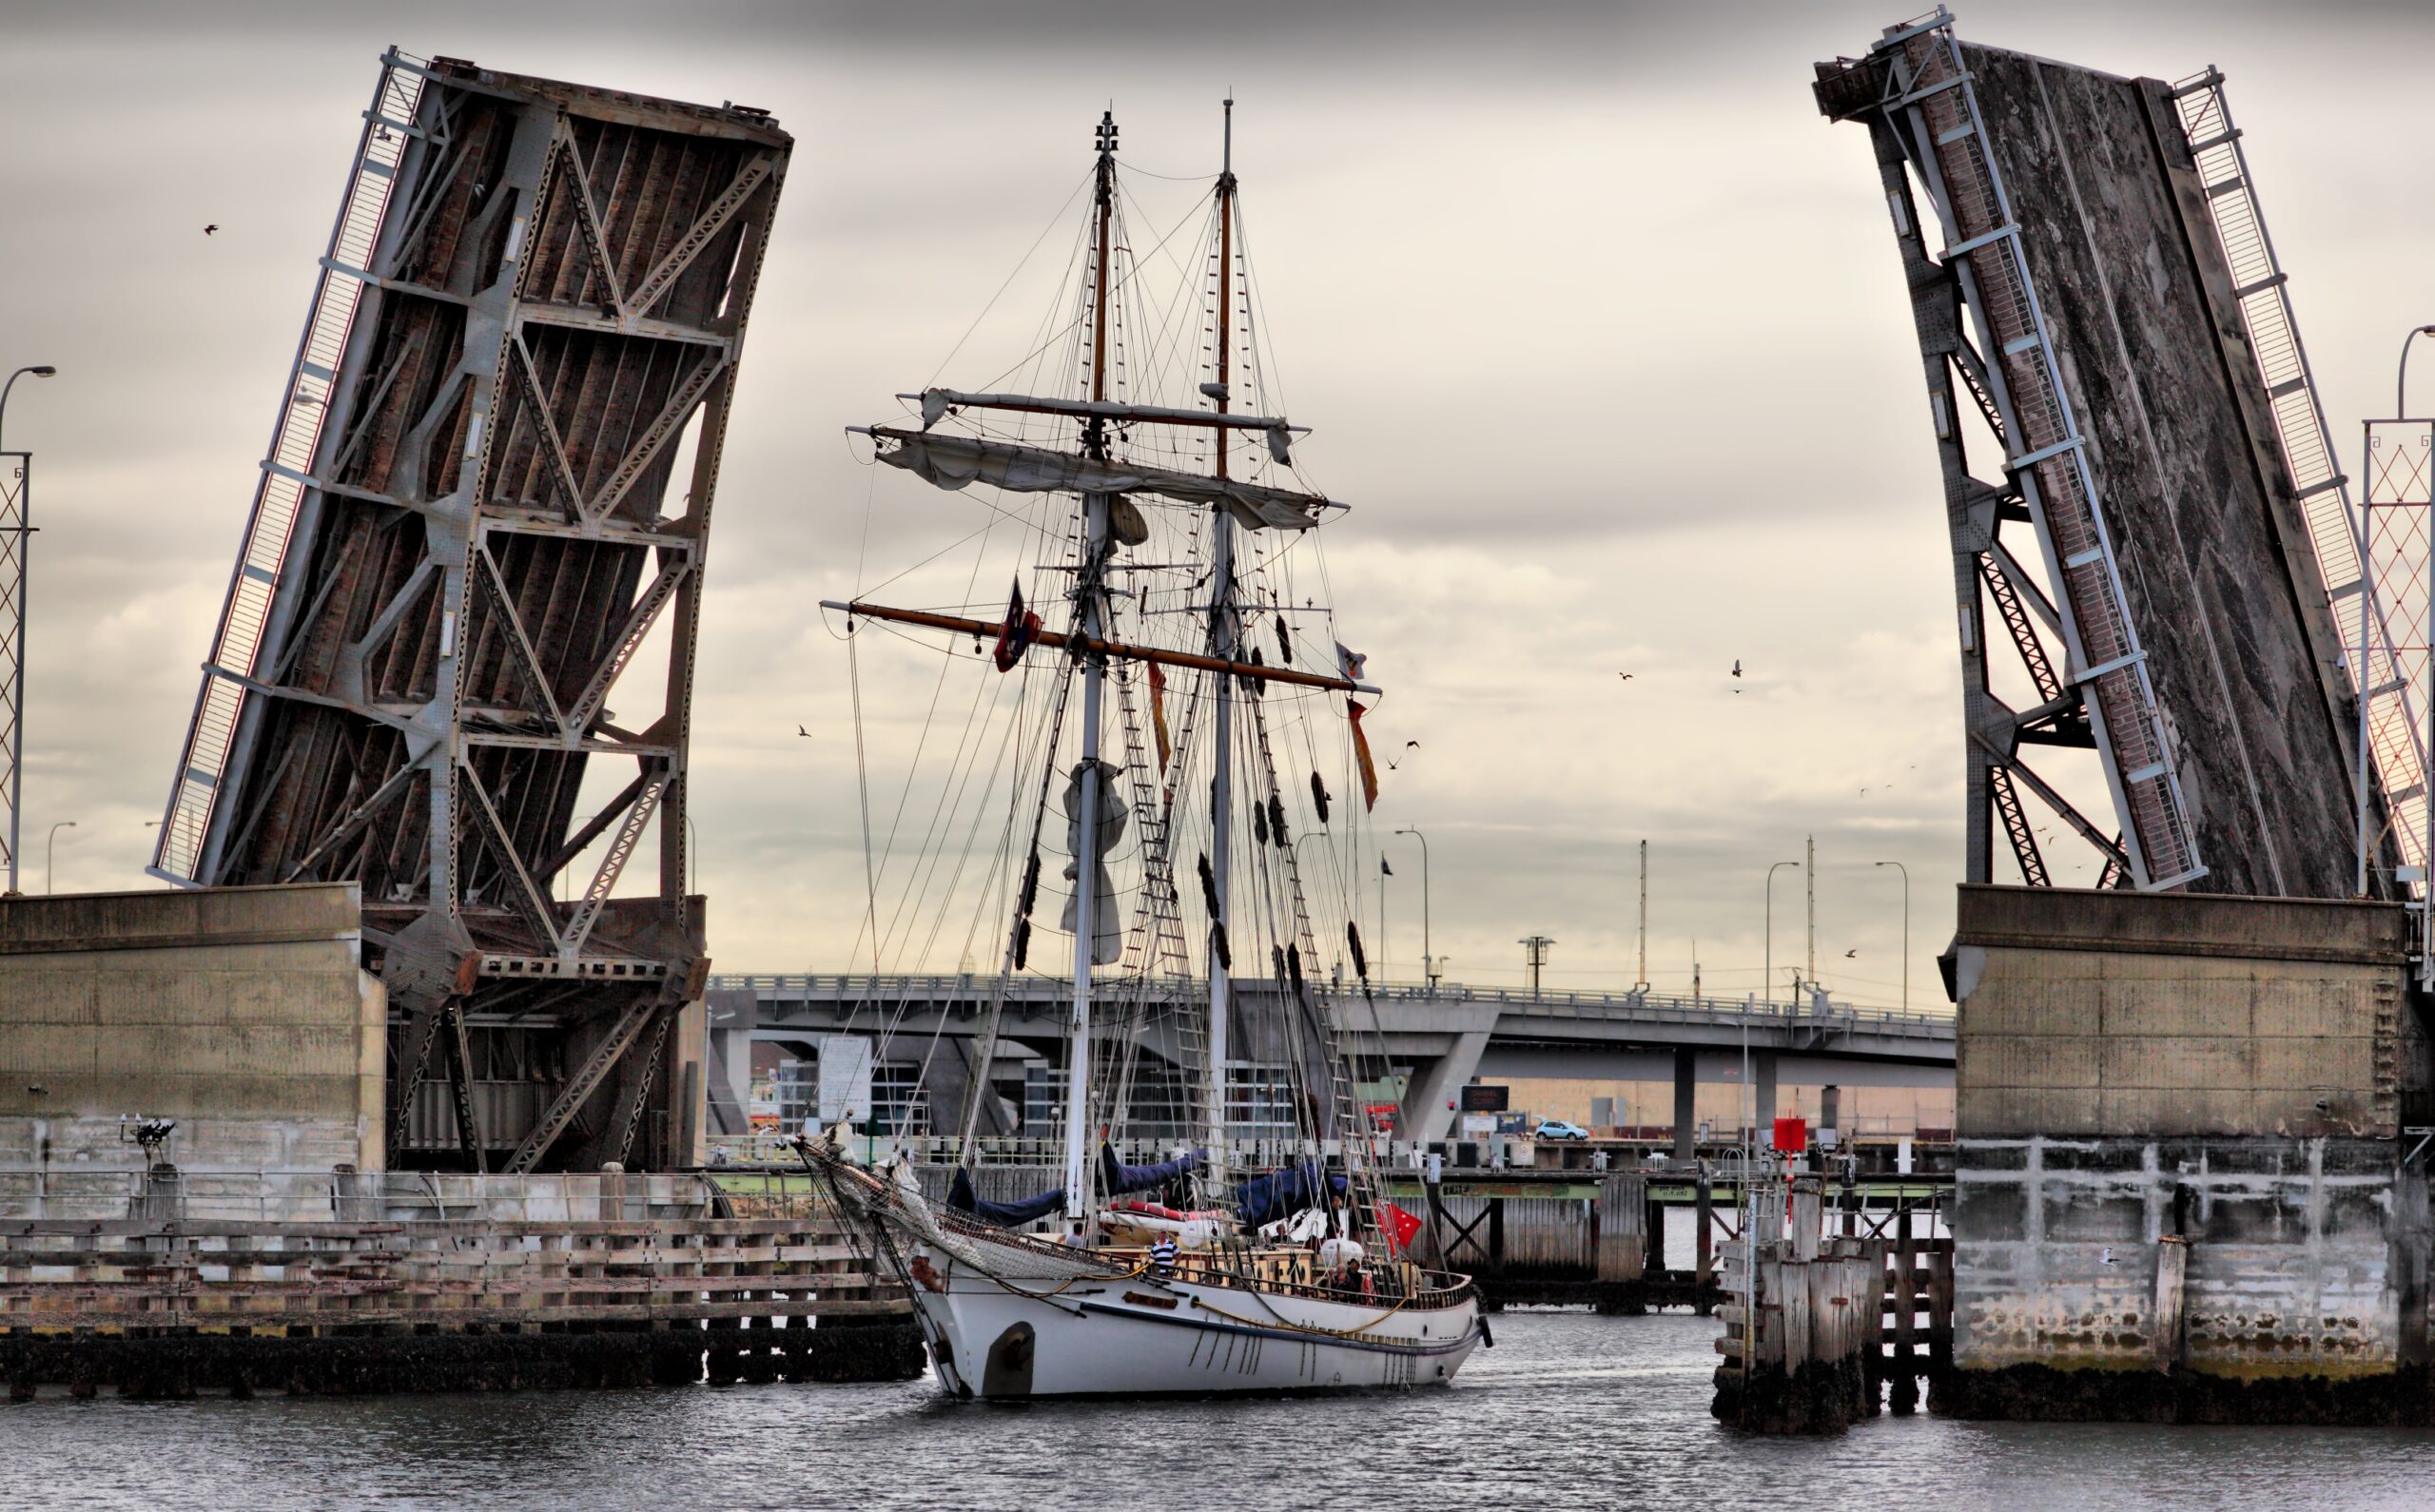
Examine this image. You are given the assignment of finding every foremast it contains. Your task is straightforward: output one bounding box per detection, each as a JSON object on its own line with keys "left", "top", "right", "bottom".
{"left": 1061, "top": 109, "right": 1121, "bottom": 1235}
{"left": 1201, "top": 98, "right": 1240, "bottom": 1198}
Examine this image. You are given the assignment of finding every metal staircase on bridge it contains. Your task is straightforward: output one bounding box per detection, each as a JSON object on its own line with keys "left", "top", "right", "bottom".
{"left": 1873, "top": 10, "right": 2205, "bottom": 892}
{"left": 2169, "top": 67, "right": 2431, "bottom": 887}
{"left": 154, "top": 53, "right": 427, "bottom": 883}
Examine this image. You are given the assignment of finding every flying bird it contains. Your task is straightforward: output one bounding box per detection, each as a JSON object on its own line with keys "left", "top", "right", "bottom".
{"left": 1405, "top": 740, "right": 1419, "bottom": 748}
{"left": 1844, "top": 948, "right": 1859, "bottom": 959}
{"left": 797, "top": 725, "right": 809, "bottom": 737}
{"left": 1617, "top": 672, "right": 1634, "bottom": 681}
{"left": 1730, "top": 659, "right": 1743, "bottom": 678}
{"left": 204, "top": 223, "right": 219, "bottom": 236}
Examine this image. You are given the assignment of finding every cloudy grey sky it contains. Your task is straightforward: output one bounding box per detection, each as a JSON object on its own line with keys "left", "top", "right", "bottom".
{"left": 1, "top": 0, "right": 2425, "bottom": 1004}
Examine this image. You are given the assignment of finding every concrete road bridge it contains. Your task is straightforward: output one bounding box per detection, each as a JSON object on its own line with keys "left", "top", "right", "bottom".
{"left": 704, "top": 974, "right": 1954, "bottom": 1145}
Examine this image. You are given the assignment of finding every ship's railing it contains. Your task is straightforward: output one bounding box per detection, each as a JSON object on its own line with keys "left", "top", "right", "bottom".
{"left": 150, "top": 50, "right": 429, "bottom": 883}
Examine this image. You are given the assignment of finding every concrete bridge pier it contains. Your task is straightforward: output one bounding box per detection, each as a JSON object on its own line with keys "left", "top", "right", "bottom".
{"left": 1673, "top": 1049, "right": 1697, "bottom": 1160}
{"left": 1398, "top": 1030, "right": 1489, "bottom": 1142}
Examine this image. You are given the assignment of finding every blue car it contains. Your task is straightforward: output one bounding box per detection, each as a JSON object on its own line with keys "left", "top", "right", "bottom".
{"left": 1534, "top": 1118, "right": 1590, "bottom": 1141}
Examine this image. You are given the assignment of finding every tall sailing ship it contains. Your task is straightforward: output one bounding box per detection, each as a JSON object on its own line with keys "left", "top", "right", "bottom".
{"left": 802, "top": 105, "right": 1483, "bottom": 1398}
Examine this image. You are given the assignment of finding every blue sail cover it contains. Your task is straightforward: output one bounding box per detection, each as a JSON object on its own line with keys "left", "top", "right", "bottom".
{"left": 1234, "top": 1162, "right": 1347, "bottom": 1228}
{"left": 949, "top": 1166, "right": 1065, "bottom": 1227}
{"left": 1100, "top": 1143, "right": 1204, "bottom": 1196}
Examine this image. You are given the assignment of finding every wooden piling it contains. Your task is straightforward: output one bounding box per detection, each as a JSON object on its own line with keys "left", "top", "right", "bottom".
{"left": 1695, "top": 1173, "right": 1715, "bottom": 1299}
{"left": 1889, "top": 1213, "right": 1919, "bottom": 1414}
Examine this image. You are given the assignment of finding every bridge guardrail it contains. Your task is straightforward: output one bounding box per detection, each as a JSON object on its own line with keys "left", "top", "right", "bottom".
{"left": 705, "top": 974, "right": 1955, "bottom": 1039}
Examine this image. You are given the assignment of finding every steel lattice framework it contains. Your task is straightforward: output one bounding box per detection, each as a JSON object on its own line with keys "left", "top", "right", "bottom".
{"left": 151, "top": 50, "right": 790, "bottom": 1171}
{"left": 0, "top": 454, "right": 26, "bottom": 895}
{"left": 1818, "top": 11, "right": 2386, "bottom": 900}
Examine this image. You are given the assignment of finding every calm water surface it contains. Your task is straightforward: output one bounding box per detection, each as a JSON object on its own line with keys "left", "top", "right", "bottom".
{"left": 8, "top": 1311, "right": 2435, "bottom": 1510}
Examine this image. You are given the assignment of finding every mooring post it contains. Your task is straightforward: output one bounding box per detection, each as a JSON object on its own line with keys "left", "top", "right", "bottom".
{"left": 1891, "top": 1209, "right": 1919, "bottom": 1413}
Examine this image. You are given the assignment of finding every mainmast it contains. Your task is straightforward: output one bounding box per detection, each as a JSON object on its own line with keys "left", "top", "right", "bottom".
{"left": 1061, "top": 109, "right": 1120, "bottom": 1233}
{"left": 1201, "top": 99, "right": 1239, "bottom": 1193}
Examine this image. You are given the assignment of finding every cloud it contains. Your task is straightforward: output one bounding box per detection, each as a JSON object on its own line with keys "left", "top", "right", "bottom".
{"left": 1, "top": 0, "right": 2419, "bottom": 1008}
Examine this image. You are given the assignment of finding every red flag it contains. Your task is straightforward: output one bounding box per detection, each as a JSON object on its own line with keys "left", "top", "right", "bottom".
{"left": 1379, "top": 1200, "right": 1423, "bottom": 1254}
{"left": 1347, "top": 700, "right": 1379, "bottom": 810}
{"left": 1147, "top": 662, "right": 1172, "bottom": 773}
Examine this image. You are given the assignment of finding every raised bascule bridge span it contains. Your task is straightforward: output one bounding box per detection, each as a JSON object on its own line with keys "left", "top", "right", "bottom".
{"left": 1817, "top": 10, "right": 2417, "bottom": 907}
{"left": 146, "top": 50, "right": 791, "bottom": 1173}
{"left": 704, "top": 973, "right": 1956, "bottom": 1148}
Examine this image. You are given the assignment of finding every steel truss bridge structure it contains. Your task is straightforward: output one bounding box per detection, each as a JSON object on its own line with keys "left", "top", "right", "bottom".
{"left": 1817, "top": 10, "right": 2405, "bottom": 900}
{"left": 151, "top": 50, "right": 790, "bottom": 1172}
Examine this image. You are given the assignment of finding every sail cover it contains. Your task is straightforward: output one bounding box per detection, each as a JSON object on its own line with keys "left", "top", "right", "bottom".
{"left": 1100, "top": 1143, "right": 1203, "bottom": 1196}
{"left": 950, "top": 1166, "right": 1065, "bottom": 1227}
{"left": 868, "top": 428, "right": 1334, "bottom": 532}
{"left": 1234, "top": 1162, "right": 1348, "bottom": 1228}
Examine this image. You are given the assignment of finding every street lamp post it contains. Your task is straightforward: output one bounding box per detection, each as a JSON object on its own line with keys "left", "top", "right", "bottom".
{"left": 1763, "top": 861, "right": 1802, "bottom": 1015}
{"left": 1875, "top": 861, "right": 1910, "bottom": 1012}
{"left": 0, "top": 364, "right": 56, "bottom": 898}
{"left": 46, "top": 820, "right": 74, "bottom": 894}
{"left": 1291, "top": 830, "right": 1346, "bottom": 980}
{"left": 0, "top": 365, "right": 58, "bottom": 453}
{"left": 1394, "top": 826, "right": 1434, "bottom": 992}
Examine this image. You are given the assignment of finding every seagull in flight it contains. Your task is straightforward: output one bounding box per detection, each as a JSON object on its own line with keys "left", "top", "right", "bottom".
{"left": 1617, "top": 672, "right": 1634, "bottom": 681}
{"left": 1730, "top": 659, "right": 1743, "bottom": 678}
{"left": 204, "top": 223, "right": 219, "bottom": 236}
{"left": 797, "top": 725, "right": 809, "bottom": 737}
{"left": 1844, "top": 948, "right": 1859, "bottom": 959}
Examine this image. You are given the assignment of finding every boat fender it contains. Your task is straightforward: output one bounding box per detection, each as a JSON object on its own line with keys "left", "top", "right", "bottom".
{"left": 1480, "top": 1317, "right": 1495, "bottom": 1349}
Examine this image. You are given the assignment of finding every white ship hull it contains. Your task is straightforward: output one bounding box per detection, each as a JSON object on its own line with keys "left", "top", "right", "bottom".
{"left": 908, "top": 1248, "right": 1484, "bottom": 1399}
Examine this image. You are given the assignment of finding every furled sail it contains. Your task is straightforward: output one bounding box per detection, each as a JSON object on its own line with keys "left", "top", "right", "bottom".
{"left": 1234, "top": 1162, "right": 1348, "bottom": 1228}
{"left": 863, "top": 426, "right": 1334, "bottom": 532}
{"left": 948, "top": 1167, "right": 1065, "bottom": 1227}
{"left": 1060, "top": 759, "right": 1126, "bottom": 966}
{"left": 1100, "top": 1142, "right": 1203, "bottom": 1197}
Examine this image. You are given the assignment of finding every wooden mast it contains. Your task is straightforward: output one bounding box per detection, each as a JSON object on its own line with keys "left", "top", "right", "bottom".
{"left": 1062, "top": 110, "right": 1120, "bottom": 1232}
{"left": 1203, "top": 99, "right": 1240, "bottom": 1192}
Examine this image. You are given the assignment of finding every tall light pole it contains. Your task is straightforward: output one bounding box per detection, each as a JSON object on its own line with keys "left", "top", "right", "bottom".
{"left": 1518, "top": 935, "right": 1554, "bottom": 995}
{"left": 0, "top": 364, "right": 56, "bottom": 898}
{"left": 1634, "top": 839, "right": 1649, "bottom": 992}
{"left": 46, "top": 819, "right": 74, "bottom": 894}
{"left": 1763, "top": 861, "right": 1802, "bottom": 1014}
{"left": 1394, "top": 826, "right": 1434, "bottom": 992}
{"left": 1875, "top": 861, "right": 1910, "bottom": 1012}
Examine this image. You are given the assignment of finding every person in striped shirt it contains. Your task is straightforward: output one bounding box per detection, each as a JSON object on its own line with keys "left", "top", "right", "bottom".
{"left": 1150, "top": 1234, "right": 1179, "bottom": 1274}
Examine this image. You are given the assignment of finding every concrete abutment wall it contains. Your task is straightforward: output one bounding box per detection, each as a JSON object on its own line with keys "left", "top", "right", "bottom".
{"left": 1943, "top": 885, "right": 2435, "bottom": 1422}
